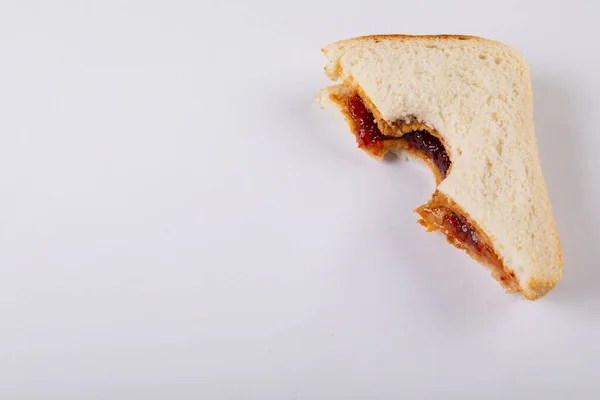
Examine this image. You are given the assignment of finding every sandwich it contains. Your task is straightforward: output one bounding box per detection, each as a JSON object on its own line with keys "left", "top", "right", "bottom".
{"left": 317, "top": 35, "right": 563, "bottom": 300}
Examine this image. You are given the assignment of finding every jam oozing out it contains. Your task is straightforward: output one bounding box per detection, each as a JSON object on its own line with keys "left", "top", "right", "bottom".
{"left": 417, "top": 204, "right": 516, "bottom": 286}
{"left": 444, "top": 210, "right": 482, "bottom": 253}
{"left": 346, "top": 94, "right": 387, "bottom": 146}
{"left": 345, "top": 94, "right": 450, "bottom": 178}
{"left": 402, "top": 131, "right": 451, "bottom": 178}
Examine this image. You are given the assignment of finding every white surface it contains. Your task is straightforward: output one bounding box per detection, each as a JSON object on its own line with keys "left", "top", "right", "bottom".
{"left": 0, "top": 1, "right": 598, "bottom": 398}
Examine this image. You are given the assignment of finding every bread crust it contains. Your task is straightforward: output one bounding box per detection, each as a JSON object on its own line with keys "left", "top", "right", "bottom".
{"left": 327, "top": 34, "right": 483, "bottom": 46}
{"left": 322, "top": 34, "right": 497, "bottom": 81}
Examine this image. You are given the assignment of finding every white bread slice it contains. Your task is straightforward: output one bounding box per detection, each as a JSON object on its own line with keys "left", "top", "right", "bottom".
{"left": 318, "top": 35, "right": 563, "bottom": 300}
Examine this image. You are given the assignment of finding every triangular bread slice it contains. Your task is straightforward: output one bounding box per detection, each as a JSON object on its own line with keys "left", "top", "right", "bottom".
{"left": 317, "top": 35, "right": 563, "bottom": 300}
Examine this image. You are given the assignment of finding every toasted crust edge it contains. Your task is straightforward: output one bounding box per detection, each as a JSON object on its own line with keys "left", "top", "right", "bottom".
{"left": 524, "top": 275, "right": 562, "bottom": 300}
{"left": 322, "top": 34, "right": 494, "bottom": 81}
{"left": 328, "top": 33, "right": 483, "bottom": 45}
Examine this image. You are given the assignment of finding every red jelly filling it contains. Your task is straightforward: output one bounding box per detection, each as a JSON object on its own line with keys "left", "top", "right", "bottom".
{"left": 346, "top": 94, "right": 387, "bottom": 146}
{"left": 416, "top": 203, "right": 517, "bottom": 289}
{"left": 444, "top": 210, "right": 482, "bottom": 253}
{"left": 346, "top": 94, "right": 451, "bottom": 178}
{"left": 402, "top": 131, "right": 451, "bottom": 179}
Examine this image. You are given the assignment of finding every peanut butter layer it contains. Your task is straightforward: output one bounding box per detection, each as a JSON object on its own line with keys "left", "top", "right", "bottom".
{"left": 416, "top": 194, "right": 519, "bottom": 292}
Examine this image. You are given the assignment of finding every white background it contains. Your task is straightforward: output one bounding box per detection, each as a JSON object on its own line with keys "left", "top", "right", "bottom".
{"left": 0, "top": 0, "right": 598, "bottom": 398}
